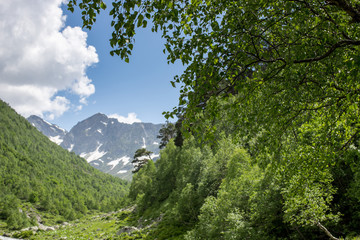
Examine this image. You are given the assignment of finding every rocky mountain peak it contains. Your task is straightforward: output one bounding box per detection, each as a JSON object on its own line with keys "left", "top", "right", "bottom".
{"left": 28, "top": 113, "right": 163, "bottom": 180}
{"left": 27, "top": 115, "right": 67, "bottom": 145}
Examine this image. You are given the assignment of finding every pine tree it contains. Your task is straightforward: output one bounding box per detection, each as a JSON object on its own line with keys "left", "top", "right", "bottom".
{"left": 131, "top": 148, "right": 153, "bottom": 173}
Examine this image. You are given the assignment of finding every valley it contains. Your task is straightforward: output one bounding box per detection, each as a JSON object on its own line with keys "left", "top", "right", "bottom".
{"left": 2, "top": 0, "right": 360, "bottom": 239}
{"left": 0, "top": 100, "right": 129, "bottom": 237}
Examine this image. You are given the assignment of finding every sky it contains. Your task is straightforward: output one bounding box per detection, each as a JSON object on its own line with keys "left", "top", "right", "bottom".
{"left": 0, "top": 0, "right": 184, "bottom": 130}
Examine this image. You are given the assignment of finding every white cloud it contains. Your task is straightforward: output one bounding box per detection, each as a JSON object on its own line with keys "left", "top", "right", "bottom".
{"left": 75, "top": 105, "right": 83, "bottom": 111}
{"left": 0, "top": 84, "right": 69, "bottom": 119}
{"left": 0, "top": 0, "right": 98, "bottom": 119}
{"left": 79, "top": 97, "right": 88, "bottom": 105}
{"left": 108, "top": 113, "right": 142, "bottom": 124}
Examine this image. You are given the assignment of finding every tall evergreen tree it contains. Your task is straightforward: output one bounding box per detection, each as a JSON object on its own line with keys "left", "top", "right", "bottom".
{"left": 157, "top": 121, "right": 176, "bottom": 149}
{"left": 131, "top": 148, "right": 153, "bottom": 173}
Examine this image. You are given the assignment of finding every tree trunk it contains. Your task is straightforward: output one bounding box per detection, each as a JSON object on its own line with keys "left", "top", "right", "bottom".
{"left": 315, "top": 221, "right": 339, "bottom": 240}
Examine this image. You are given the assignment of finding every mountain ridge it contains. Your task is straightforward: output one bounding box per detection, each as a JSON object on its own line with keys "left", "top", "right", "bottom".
{"left": 27, "top": 115, "right": 67, "bottom": 145}
{"left": 27, "top": 113, "right": 163, "bottom": 180}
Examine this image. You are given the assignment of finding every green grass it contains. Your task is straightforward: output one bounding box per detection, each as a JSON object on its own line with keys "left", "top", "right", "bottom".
{"left": 32, "top": 214, "right": 120, "bottom": 240}
{"left": 2, "top": 207, "right": 189, "bottom": 240}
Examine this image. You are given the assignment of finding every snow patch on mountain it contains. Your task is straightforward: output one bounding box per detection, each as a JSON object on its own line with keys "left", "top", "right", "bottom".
{"left": 117, "top": 170, "right": 127, "bottom": 174}
{"left": 107, "top": 159, "right": 121, "bottom": 170}
{"left": 140, "top": 123, "right": 148, "bottom": 137}
{"left": 68, "top": 144, "right": 74, "bottom": 151}
{"left": 43, "top": 119, "right": 52, "bottom": 126}
{"left": 142, "top": 137, "right": 146, "bottom": 148}
{"left": 80, "top": 144, "right": 107, "bottom": 163}
{"left": 153, "top": 141, "right": 159, "bottom": 145}
{"left": 107, "top": 156, "right": 131, "bottom": 170}
{"left": 49, "top": 135, "right": 63, "bottom": 145}
{"left": 120, "top": 156, "right": 130, "bottom": 165}
{"left": 97, "top": 129, "right": 103, "bottom": 135}
{"left": 57, "top": 126, "right": 66, "bottom": 133}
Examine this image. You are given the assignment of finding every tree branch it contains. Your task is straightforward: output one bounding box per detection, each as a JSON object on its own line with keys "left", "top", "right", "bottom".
{"left": 315, "top": 221, "right": 339, "bottom": 240}
{"left": 294, "top": 39, "right": 360, "bottom": 63}
{"left": 338, "top": 130, "right": 359, "bottom": 152}
{"left": 326, "top": 0, "right": 360, "bottom": 23}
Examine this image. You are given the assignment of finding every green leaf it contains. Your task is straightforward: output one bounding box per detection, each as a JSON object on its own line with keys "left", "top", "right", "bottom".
{"left": 137, "top": 14, "right": 144, "bottom": 28}
{"left": 128, "top": 44, "right": 134, "bottom": 50}
{"left": 100, "top": 2, "right": 106, "bottom": 10}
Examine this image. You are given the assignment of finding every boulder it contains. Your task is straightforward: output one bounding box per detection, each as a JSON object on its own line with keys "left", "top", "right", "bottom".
{"left": 116, "top": 226, "right": 138, "bottom": 235}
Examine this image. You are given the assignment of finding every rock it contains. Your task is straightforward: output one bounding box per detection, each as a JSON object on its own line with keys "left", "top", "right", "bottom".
{"left": 30, "top": 226, "right": 38, "bottom": 232}
{"left": 46, "top": 227, "right": 55, "bottom": 231}
{"left": 38, "top": 224, "right": 47, "bottom": 231}
{"left": 37, "top": 224, "right": 54, "bottom": 231}
{"left": 116, "top": 226, "right": 138, "bottom": 235}
{"left": 36, "top": 214, "right": 42, "bottom": 224}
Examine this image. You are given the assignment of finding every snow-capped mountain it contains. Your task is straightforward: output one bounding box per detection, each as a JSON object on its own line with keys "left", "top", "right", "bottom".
{"left": 28, "top": 113, "right": 162, "bottom": 180}
{"left": 27, "top": 115, "right": 67, "bottom": 145}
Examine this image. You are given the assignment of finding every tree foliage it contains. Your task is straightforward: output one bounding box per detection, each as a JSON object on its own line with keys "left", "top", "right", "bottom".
{"left": 69, "top": 0, "right": 360, "bottom": 238}
{"left": 68, "top": 0, "right": 360, "bottom": 140}
{"left": 132, "top": 148, "right": 153, "bottom": 173}
{"left": 157, "top": 121, "right": 176, "bottom": 149}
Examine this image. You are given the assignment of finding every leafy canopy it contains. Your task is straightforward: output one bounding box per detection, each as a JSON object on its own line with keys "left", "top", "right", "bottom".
{"left": 69, "top": 0, "right": 360, "bottom": 236}
{"left": 68, "top": 0, "right": 360, "bottom": 138}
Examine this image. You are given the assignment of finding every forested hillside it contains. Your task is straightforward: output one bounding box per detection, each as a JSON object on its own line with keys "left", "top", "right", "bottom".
{"left": 0, "top": 99, "right": 129, "bottom": 230}
{"left": 67, "top": 0, "right": 360, "bottom": 239}
{"left": 127, "top": 119, "right": 360, "bottom": 239}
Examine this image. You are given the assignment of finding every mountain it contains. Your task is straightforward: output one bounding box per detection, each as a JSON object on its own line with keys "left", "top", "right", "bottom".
{"left": 0, "top": 99, "right": 128, "bottom": 230}
{"left": 28, "top": 113, "right": 163, "bottom": 180}
{"left": 27, "top": 115, "right": 67, "bottom": 145}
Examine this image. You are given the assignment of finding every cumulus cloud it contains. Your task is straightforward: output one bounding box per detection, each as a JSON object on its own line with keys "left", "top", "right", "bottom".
{"left": 0, "top": 84, "right": 69, "bottom": 120}
{"left": 0, "top": 0, "right": 98, "bottom": 119}
{"left": 108, "top": 113, "right": 142, "bottom": 124}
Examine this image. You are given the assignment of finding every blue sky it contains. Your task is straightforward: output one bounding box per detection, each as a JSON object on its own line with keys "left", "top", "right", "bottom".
{"left": 0, "top": 0, "right": 184, "bottom": 130}
{"left": 59, "top": 2, "right": 185, "bottom": 129}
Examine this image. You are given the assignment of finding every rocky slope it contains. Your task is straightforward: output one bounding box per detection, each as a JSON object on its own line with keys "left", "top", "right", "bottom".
{"left": 27, "top": 115, "right": 67, "bottom": 145}
{"left": 28, "top": 113, "right": 162, "bottom": 180}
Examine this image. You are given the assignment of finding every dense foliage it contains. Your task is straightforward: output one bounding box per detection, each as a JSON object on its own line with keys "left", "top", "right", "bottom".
{"left": 128, "top": 132, "right": 360, "bottom": 239}
{"left": 69, "top": 0, "right": 360, "bottom": 239}
{"left": 0, "top": 100, "right": 129, "bottom": 230}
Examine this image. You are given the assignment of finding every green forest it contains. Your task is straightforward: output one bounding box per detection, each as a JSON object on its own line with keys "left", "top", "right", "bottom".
{"left": 2, "top": 0, "right": 360, "bottom": 239}
{"left": 0, "top": 100, "right": 129, "bottom": 230}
